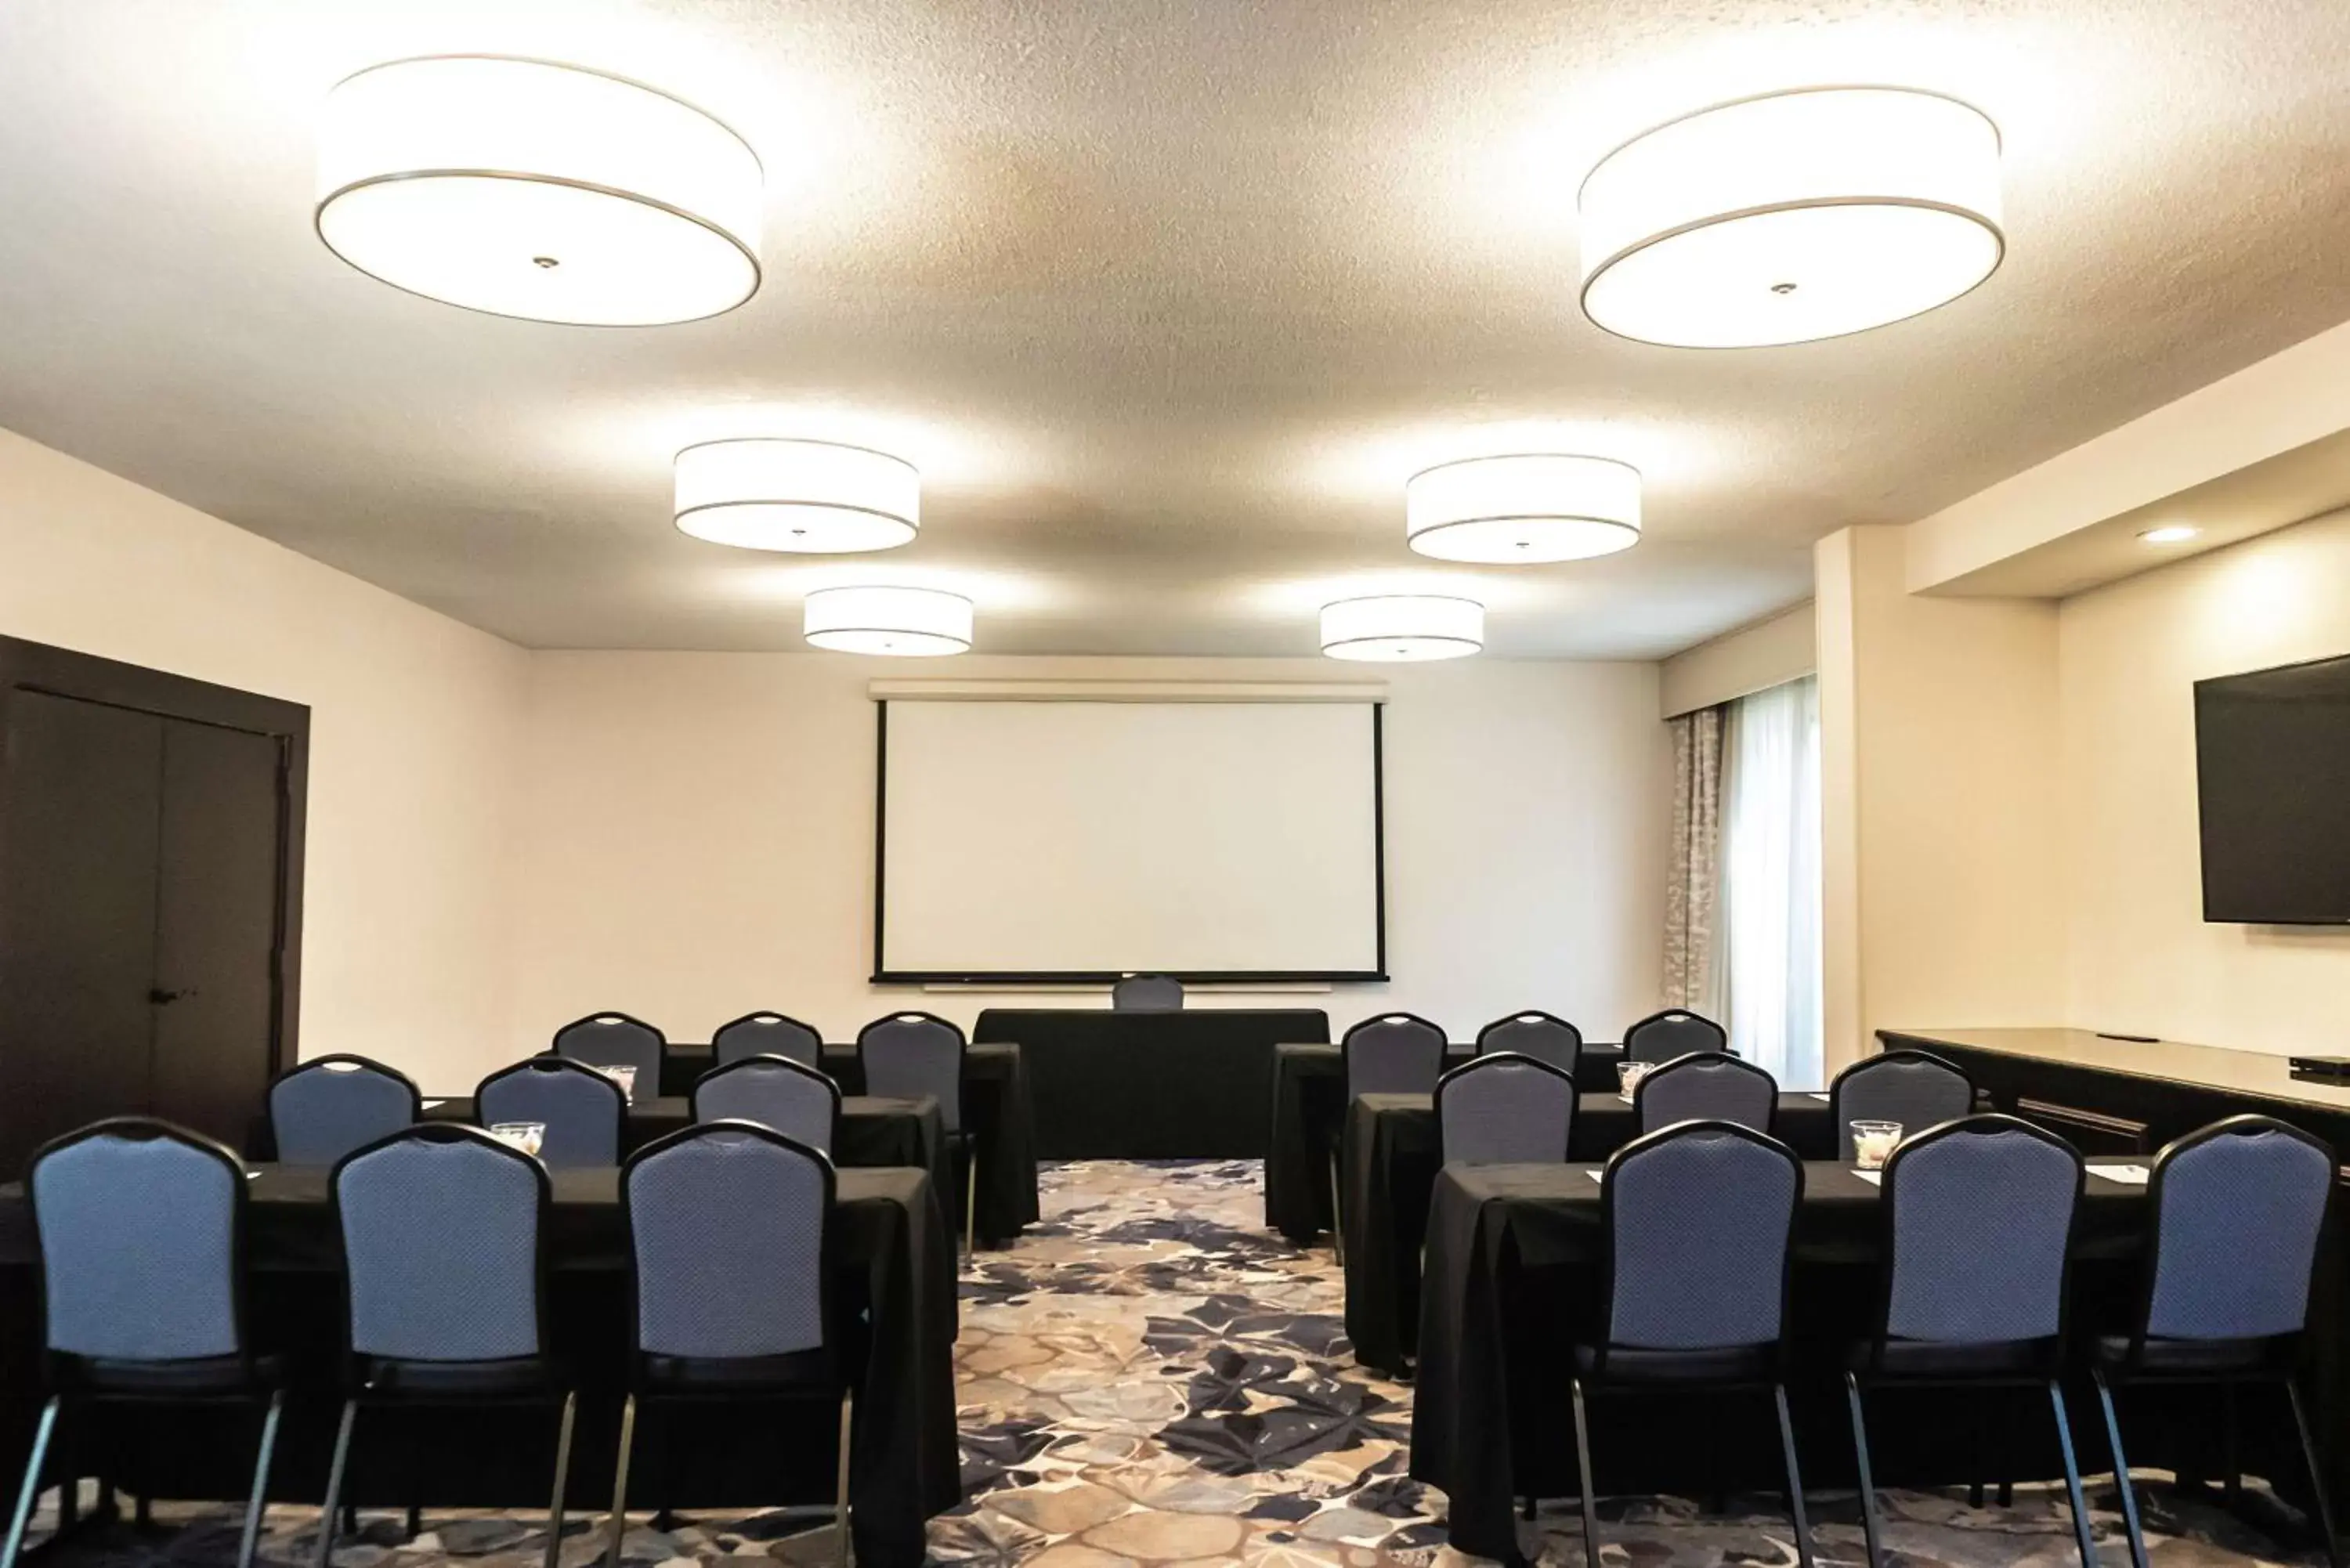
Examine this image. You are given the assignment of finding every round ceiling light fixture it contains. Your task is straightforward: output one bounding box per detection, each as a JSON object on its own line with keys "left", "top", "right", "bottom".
{"left": 1407, "top": 453, "right": 1642, "bottom": 562}
{"left": 1578, "top": 86, "right": 2003, "bottom": 349}
{"left": 674, "top": 439, "right": 919, "bottom": 552}
{"left": 1320, "top": 594, "right": 1484, "bottom": 662}
{"left": 316, "top": 56, "right": 763, "bottom": 325}
{"left": 803, "top": 585, "right": 973, "bottom": 656}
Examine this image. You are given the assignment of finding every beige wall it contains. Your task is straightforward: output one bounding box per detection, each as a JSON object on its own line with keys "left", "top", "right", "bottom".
{"left": 0, "top": 429, "right": 530, "bottom": 1092}
{"left": 1659, "top": 601, "right": 1816, "bottom": 718}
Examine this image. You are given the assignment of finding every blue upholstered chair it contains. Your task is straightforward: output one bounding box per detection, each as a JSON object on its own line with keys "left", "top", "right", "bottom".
{"left": 269, "top": 1054, "right": 421, "bottom": 1165}
{"left": 2, "top": 1120, "right": 284, "bottom": 1568}
{"left": 712, "top": 1011, "right": 823, "bottom": 1069}
{"left": 1473, "top": 1010, "right": 1582, "bottom": 1075}
{"left": 1636, "top": 1050, "right": 1777, "bottom": 1136}
{"left": 1622, "top": 1008, "right": 1728, "bottom": 1064}
{"left": 2092, "top": 1115, "right": 2340, "bottom": 1568}
{"left": 1331, "top": 1013, "right": 1448, "bottom": 1261}
{"left": 1436, "top": 1053, "right": 1574, "bottom": 1165}
{"left": 1557, "top": 1121, "right": 1812, "bottom": 1568}
{"left": 858, "top": 1012, "right": 974, "bottom": 1254}
{"left": 692, "top": 1055, "right": 841, "bottom": 1154}
{"left": 477, "top": 1056, "right": 627, "bottom": 1169}
{"left": 552, "top": 1012, "right": 666, "bottom": 1089}
{"left": 1111, "top": 974, "right": 1184, "bottom": 1012}
{"left": 1846, "top": 1115, "right": 2095, "bottom": 1568}
{"left": 316, "top": 1125, "right": 575, "bottom": 1568}
{"left": 1828, "top": 1050, "right": 1974, "bottom": 1160}
{"left": 608, "top": 1123, "right": 848, "bottom": 1568}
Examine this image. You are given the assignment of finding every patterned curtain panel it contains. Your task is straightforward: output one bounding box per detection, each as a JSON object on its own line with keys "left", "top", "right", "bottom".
{"left": 1662, "top": 705, "right": 1727, "bottom": 1016}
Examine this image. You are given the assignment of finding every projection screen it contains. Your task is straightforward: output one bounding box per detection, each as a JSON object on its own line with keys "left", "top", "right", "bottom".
{"left": 874, "top": 697, "right": 1385, "bottom": 981}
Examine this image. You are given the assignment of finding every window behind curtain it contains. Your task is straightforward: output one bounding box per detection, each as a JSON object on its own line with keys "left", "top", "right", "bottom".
{"left": 1723, "top": 675, "right": 1823, "bottom": 1088}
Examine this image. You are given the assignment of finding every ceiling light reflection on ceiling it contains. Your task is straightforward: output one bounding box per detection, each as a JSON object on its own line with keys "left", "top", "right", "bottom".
{"left": 675, "top": 439, "right": 918, "bottom": 552}
{"left": 803, "top": 585, "right": 972, "bottom": 656}
{"left": 316, "top": 56, "right": 763, "bottom": 325}
{"left": 1578, "top": 87, "right": 2002, "bottom": 348}
{"left": 1320, "top": 595, "right": 1484, "bottom": 662}
{"left": 2138, "top": 525, "right": 2200, "bottom": 545}
{"left": 1406, "top": 453, "right": 1642, "bottom": 562}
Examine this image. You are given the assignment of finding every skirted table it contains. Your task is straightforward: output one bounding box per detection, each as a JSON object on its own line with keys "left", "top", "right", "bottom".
{"left": 0, "top": 1164, "right": 962, "bottom": 1568}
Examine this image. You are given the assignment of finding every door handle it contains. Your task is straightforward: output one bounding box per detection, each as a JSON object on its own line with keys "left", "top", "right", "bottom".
{"left": 147, "top": 987, "right": 193, "bottom": 1006}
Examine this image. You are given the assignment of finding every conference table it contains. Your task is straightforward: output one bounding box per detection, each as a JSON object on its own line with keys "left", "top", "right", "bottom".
{"left": 0, "top": 1164, "right": 961, "bottom": 1568}
{"left": 418, "top": 1093, "right": 943, "bottom": 1171}
{"left": 1340, "top": 1089, "right": 1838, "bottom": 1373}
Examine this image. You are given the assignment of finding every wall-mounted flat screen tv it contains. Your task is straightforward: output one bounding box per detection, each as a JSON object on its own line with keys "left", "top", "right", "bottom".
{"left": 2196, "top": 652, "right": 2350, "bottom": 923}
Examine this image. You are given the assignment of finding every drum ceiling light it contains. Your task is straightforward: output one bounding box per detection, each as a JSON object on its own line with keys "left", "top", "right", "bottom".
{"left": 674, "top": 439, "right": 919, "bottom": 552}
{"left": 803, "top": 585, "right": 973, "bottom": 656}
{"left": 1320, "top": 595, "right": 1484, "bottom": 662}
{"left": 316, "top": 56, "right": 763, "bottom": 325}
{"left": 1578, "top": 87, "right": 2003, "bottom": 348}
{"left": 1406, "top": 453, "right": 1642, "bottom": 563}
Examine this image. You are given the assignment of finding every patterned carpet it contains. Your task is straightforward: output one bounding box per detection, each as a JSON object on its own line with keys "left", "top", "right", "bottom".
{"left": 13, "top": 1158, "right": 2329, "bottom": 1566}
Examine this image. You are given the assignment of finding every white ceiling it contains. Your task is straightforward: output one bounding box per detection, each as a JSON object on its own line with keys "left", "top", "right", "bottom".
{"left": 2, "top": 0, "right": 2348, "bottom": 659}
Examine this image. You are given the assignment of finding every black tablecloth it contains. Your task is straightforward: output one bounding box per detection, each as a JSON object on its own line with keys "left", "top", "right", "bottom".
{"left": 1340, "top": 1091, "right": 1838, "bottom": 1373}
{"left": 1263, "top": 1041, "right": 1629, "bottom": 1240}
{"left": 415, "top": 1094, "right": 942, "bottom": 1174}
{"left": 0, "top": 1165, "right": 960, "bottom": 1568}
{"left": 973, "top": 1008, "right": 1331, "bottom": 1158}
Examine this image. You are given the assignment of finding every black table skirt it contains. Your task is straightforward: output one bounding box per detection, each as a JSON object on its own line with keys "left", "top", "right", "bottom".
{"left": 415, "top": 1094, "right": 942, "bottom": 1175}
{"left": 1263, "top": 1042, "right": 1629, "bottom": 1241}
{"left": 0, "top": 1165, "right": 960, "bottom": 1568}
{"left": 663, "top": 1042, "right": 1040, "bottom": 1247}
{"left": 974, "top": 1008, "right": 1331, "bottom": 1159}
{"left": 1407, "top": 1162, "right": 2305, "bottom": 1563}
{"left": 1340, "top": 1091, "right": 1838, "bottom": 1374}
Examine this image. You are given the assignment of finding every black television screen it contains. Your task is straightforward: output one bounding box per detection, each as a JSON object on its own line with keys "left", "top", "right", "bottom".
{"left": 2196, "top": 652, "right": 2350, "bottom": 924}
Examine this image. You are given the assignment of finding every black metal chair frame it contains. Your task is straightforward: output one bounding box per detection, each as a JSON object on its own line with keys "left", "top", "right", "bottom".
{"left": 856, "top": 1010, "right": 978, "bottom": 1257}
{"left": 267, "top": 1053, "right": 424, "bottom": 1161}
{"left": 314, "top": 1124, "right": 575, "bottom": 1568}
{"left": 1434, "top": 1052, "right": 1575, "bottom": 1166}
{"left": 1620, "top": 1008, "right": 1728, "bottom": 1064}
{"left": 475, "top": 1056, "right": 627, "bottom": 1166}
{"left": 552, "top": 1011, "right": 669, "bottom": 1082}
{"left": 2, "top": 1119, "right": 284, "bottom": 1568}
{"left": 1632, "top": 1050, "right": 1779, "bottom": 1136}
{"left": 1826, "top": 1048, "right": 1975, "bottom": 1158}
{"left": 1472, "top": 1010, "right": 1584, "bottom": 1075}
{"left": 1331, "top": 1013, "right": 1448, "bottom": 1263}
{"left": 690, "top": 1054, "right": 843, "bottom": 1152}
{"left": 710, "top": 1011, "right": 825, "bottom": 1068}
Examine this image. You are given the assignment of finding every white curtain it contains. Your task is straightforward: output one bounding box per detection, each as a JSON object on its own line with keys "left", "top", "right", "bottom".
{"left": 1722, "top": 676, "right": 1824, "bottom": 1088}
{"left": 1661, "top": 706, "right": 1728, "bottom": 1019}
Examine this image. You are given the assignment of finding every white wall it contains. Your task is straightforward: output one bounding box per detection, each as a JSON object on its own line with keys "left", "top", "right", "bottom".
{"left": 504, "top": 652, "right": 1669, "bottom": 1059}
{"left": 0, "top": 429, "right": 530, "bottom": 1091}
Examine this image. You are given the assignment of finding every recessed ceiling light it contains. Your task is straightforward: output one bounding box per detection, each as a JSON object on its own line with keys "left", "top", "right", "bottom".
{"left": 1406, "top": 453, "right": 1641, "bottom": 562}
{"left": 2138, "top": 525, "right": 2200, "bottom": 545}
{"left": 804, "top": 585, "right": 972, "bottom": 656}
{"left": 1320, "top": 595, "right": 1484, "bottom": 662}
{"left": 675, "top": 439, "right": 919, "bottom": 552}
{"left": 316, "top": 56, "right": 763, "bottom": 325}
{"left": 1578, "top": 87, "right": 2003, "bottom": 348}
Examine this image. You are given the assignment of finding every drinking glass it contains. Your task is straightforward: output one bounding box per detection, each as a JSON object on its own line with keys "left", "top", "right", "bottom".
{"left": 489, "top": 1121, "right": 546, "bottom": 1158}
{"left": 602, "top": 1064, "right": 639, "bottom": 1105}
{"left": 1615, "top": 1060, "right": 1650, "bottom": 1101}
{"left": 1850, "top": 1119, "right": 1904, "bottom": 1171}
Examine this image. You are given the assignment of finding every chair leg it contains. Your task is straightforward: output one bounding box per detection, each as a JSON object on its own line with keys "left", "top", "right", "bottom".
{"left": 544, "top": 1393, "right": 577, "bottom": 1568}
{"left": 2224, "top": 1380, "right": 2243, "bottom": 1504}
{"left": 1328, "top": 1156, "right": 1344, "bottom": 1265}
{"left": 1569, "top": 1377, "right": 1600, "bottom": 1568}
{"left": 1520, "top": 1494, "right": 1536, "bottom": 1521}
{"left": 2287, "top": 1378, "right": 2346, "bottom": 1568}
{"left": 604, "top": 1394, "right": 637, "bottom": 1568}
{"left": 1, "top": 1396, "right": 61, "bottom": 1568}
{"left": 2092, "top": 1371, "right": 2149, "bottom": 1568}
{"left": 237, "top": 1390, "right": 284, "bottom": 1568}
{"left": 964, "top": 1145, "right": 980, "bottom": 1261}
{"left": 2048, "top": 1380, "right": 2099, "bottom": 1568}
{"left": 135, "top": 1493, "right": 152, "bottom": 1531}
{"left": 834, "top": 1391, "right": 854, "bottom": 1568}
{"left": 1773, "top": 1382, "right": 1814, "bottom": 1568}
{"left": 314, "top": 1399, "right": 359, "bottom": 1568}
{"left": 1844, "top": 1374, "right": 1884, "bottom": 1568}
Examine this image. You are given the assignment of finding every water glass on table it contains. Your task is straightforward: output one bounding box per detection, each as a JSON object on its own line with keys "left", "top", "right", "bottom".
{"left": 1850, "top": 1118, "right": 1903, "bottom": 1171}
{"left": 488, "top": 1121, "right": 546, "bottom": 1158}
{"left": 599, "top": 1064, "right": 639, "bottom": 1105}
{"left": 1616, "top": 1060, "right": 1651, "bottom": 1102}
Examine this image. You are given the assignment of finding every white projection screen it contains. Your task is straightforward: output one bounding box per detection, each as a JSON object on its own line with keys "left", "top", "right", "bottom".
{"left": 876, "top": 698, "right": 1385, "bottom": 980}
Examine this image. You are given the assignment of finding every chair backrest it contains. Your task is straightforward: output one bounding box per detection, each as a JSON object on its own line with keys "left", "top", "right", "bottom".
{"left": 1879, "top": 1115, "right": 2081, "bottom": 1346}
{"left": 552, "top": 1011, "right": 666, "bottom": 1082}
{"left": 1342, "top": 1013, "right": 1448, "bottom": 1098}
{"left": 711, "top": 1011, "right": 823, "bottom": 1069}
{"left": 333, "top": 1125, "right": 548, "bottom": 1364}
{"left": 624, "top": 1123, "right": 833, "bottom": 1362}
{"left": 1830, "top": 1050, "right": 1974, "bottom": 1160}
{"left": 476, "top": 1057, "right": 625, "bottom": 1169}
{"left": 29, "top": 1119, "right": 246, "bottom": 1364}
{"left": 1636, "top": 1051, "right": 1777, "bottom": 1135}
{"left": 1112, "top": 974, "right": 1184, "bottom": 1013}
{"left": 1602, "top": 1121, "right": 1801, "bottom": 1352}
{"left": 1437, "top": 1053, "right": 1575, "bottom": 1165}
{"left": 692, "top": 1055, "right": 841, "bottom": 1154}
{"left": 2142, "top": 1115, "right": 2334, "bottom": 1344}
{"left": 1475, "top": 1010, "right": 1582, "bottom": 1075}
{"left": 269, "top": 1054, "right": 421, "bottom": 1166}
{"left": 857, "top": 1011, "right": 965, "bottom": 1132}
{"left": 1622, "top": 1008, "right": 1729, "bottom": 1064}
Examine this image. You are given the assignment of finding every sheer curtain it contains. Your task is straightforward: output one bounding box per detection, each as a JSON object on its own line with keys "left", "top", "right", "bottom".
{"left": 1661, "top": 706, "right": 1728, "bottom": 1020}
{"left": 1722, "top": 676, "right": 1823, "bottom": 1088}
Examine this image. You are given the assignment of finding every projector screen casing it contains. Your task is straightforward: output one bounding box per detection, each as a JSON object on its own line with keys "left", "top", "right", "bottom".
{"left": 872, "top": 698, "right": 1386, "bottom": 983}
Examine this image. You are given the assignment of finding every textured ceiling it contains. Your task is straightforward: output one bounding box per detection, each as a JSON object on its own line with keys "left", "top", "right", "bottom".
{"left": 1, "top": 0, "right": 2348, "bottom": 657}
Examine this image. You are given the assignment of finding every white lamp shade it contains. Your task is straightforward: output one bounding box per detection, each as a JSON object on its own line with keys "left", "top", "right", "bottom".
{"left": 674, "top": 440, "right": 919, "bottom": 552}
{"left": 804, "top": 585, "right": 973, "bottom": 656}
{"left": 1578, "top": 88, "right": 2002, "bottom": 348}
{"left": 316, "top": 56, "right": 763, "bottom": 325}
{"left": 1319, "top": 595, "right": 1484, "bottom": 662}
{"left": 1406, "top": 454, "right": 1642, "bottom": 563}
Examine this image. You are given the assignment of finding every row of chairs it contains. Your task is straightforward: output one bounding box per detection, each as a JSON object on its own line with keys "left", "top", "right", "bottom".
{"left": 1553, "top": 1111, "right": 2340, "bottom": 1568}
{"left": 3, "top": 1118, "right": 857, "bottom": 1568}
{"left": 1341, "top": 1006, "right": 1729, "bottom": 1091}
